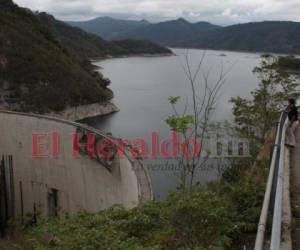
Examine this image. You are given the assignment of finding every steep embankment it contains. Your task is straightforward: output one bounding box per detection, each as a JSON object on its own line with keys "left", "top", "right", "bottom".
{"left": 0, "top": 0, "right": 113, "bottom": 113}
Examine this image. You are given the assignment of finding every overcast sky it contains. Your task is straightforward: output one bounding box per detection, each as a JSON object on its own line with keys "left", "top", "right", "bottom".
{"left": 13, "top": 0, "right": 300, "bottom": 25}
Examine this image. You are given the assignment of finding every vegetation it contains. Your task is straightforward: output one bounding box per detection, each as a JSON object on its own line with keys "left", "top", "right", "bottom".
{"left": 277, "top": 55, "right": 300, "bottom": 72}
{"left": 24, "top": 52, "right": 281, "bottom": 250}
{"left": 112, "top": 39, "right": 172, "bottom": 55}
{"left": 3, "top": 6, "right": 294, "bottom": 248}
{"left": 165, "top": 52, "right": 227, "bottom": 188}
{"left": 37, "top": 13, "right": 172, "bottom": 59}
{"left": 101, "top": 18, "right": 219, "bottom": 47}
{"left": 191, "top": 21, "right": 300, "bottom": 54}
{"left": 26, "top": 159, "right": 267, "bottom": 250}
{"left": 78, "top": 17, "right": 300, "bottom": 54}
{"left": 0, "top": 0, "right": 113, "bottom": 113}
{"left": 230, "top": 54, "right": 300, "bottom": 156}
{"left": 36, "top": 12, "right": 126, "bottom": 59}
{"left": 0, "top": 1, "right": 171, "bottom": 113}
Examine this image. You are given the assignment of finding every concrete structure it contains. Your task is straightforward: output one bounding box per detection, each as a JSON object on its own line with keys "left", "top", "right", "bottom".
{"left": 201, "top": 126, "right": 251, "bottom": 158}
{"left": 0, "top": 111, "right": 152, "bottom": 228}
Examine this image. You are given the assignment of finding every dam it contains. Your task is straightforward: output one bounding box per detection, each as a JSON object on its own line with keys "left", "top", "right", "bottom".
{"left": 0, "top": 110, "right": 152, "bottom": 233}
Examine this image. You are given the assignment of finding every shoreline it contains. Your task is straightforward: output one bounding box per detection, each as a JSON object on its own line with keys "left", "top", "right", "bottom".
{"left": 90, "top": 52, "right": 175, "bottom": 62}
{"left": 47, "top": 101, "right": 119, "bottom": 121}
{"left": 170, "top": 46, "right": 300, "bottom": 57}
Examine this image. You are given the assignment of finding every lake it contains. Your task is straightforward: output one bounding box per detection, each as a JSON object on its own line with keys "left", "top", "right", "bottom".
{"left": 85, "top": 48, "right": 262, "bottom": 199}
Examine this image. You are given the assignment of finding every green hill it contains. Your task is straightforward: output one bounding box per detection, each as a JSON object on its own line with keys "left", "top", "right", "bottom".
{"left": 0, "top": 0, "right": 113, "bottom": 113}
{"left": 0, "top": 0, "right": 171, "bottom": 113}
{"left": 36, "top": 12, "right": 127, "bottom": 59}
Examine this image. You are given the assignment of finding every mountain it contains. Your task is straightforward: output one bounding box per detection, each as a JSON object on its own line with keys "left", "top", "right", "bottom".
{"left": 188, "top": 21, "right": 300, "bottom": 54}
{"left": 73, "top": 16, "right": 300, "bottom": 54}
{"left": 71, "top": 17, "right": 220, "bottom": 46}
{"left": 68, "top": 17, "right": 150, "bottom": 40}
{"left": 36, "top": 13, "right": 126, "bottom": 59}
{"left": 114, "top": 18, "right": 220, "bottom": 46}
{"left": 37, "top": 13, "right": 171, "bottom": 59}
{"left": 114, "top": 20, "right": 300, "bottom": 54}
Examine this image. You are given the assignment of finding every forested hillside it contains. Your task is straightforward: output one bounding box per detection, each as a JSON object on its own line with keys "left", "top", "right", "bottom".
{"left": 0, "top": 0, "right": 114, "bottom": 113}
{"left": 71, "top": 16, "right": 300, "bottom": 54}
{"left": 114, "top": 18, "right": 220, "bottom": 46}
{"left": 116, "top": 20, "right": 300, "bottom": 54}
{"left": 0, "top": 0, "right": 171, "bottom": 113}
{"left": 188, "top": 21, "right": 300, "bottom": 54}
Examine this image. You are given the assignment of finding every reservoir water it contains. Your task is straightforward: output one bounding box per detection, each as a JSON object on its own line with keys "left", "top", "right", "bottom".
{"left": 85, "top": 48, "right": 262, "bottom": 199}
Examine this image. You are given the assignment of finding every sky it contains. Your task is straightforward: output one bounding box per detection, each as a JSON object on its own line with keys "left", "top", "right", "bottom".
{"left": 13, "top": 0, "right": 300, "bottom": 25}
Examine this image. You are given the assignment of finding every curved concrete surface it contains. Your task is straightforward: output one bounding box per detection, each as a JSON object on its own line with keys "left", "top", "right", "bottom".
{"left": 0, "top": 110, "right": 152, "bottom": 223}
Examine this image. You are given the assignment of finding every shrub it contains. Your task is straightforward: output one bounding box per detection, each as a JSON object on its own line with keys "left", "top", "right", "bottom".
{"left": 26, "top": 160, "right": 268, "bottom": 250}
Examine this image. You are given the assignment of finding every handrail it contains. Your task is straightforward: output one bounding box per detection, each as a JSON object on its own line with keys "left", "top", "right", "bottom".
{"left": 254, "top": 110, "right": 290, "bottom": 250}
{"left": 254, "top": 114, "right": 283, "bottom": 250}
{"left": 270, "top": 115, "right": 288, "bottom": 249}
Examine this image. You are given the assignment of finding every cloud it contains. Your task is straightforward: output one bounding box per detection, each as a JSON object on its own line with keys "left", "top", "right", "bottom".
{"left": 13, "top": 0, "right": 300, "bottom": 25}
{"left": 221, "top": 8, "right": 239, "bottom": 20}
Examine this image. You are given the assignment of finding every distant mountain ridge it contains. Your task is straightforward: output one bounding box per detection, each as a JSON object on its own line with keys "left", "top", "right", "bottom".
{"left": 68, "top": 17, "right": 150, "bottom": 40}
{"left": 70, "top": 17, "right": 300, "bottom": 54}
{"left": 188, "top": 21, "right": 300, "bottom": 54}
{"left": 37, "top": 13, "right": 171, "bottom": 59}
{"left": 114, "top": 18, "right": 220, "bottom": 47}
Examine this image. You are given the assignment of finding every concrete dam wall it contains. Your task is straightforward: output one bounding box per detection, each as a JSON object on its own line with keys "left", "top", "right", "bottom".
{"left": 0, "top": 111, "right": 152, "bottom": 226}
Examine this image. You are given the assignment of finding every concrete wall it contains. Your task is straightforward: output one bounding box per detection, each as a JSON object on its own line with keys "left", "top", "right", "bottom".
{"left": 0, "top": 111, "right": 152, "bottom": 221}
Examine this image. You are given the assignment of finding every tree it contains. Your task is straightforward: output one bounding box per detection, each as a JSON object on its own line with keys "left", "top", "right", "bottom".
{"left": 231, "top": 54, "right": 300, "bottom": 157}
{"left": 165, "top": 51, "right": 228, "bottom": 189}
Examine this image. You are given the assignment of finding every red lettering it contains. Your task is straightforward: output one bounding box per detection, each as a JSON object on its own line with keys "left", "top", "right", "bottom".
{"left": 32, "top": 133, "right": 49, "bottom": 158}
{"left": 72, "top": 133, "right": 96, "bottom": 158}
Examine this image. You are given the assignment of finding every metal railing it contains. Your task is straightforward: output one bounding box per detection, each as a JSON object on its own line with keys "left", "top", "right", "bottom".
{"left": 254, "top": 111, "right": 289, "bottom": 250}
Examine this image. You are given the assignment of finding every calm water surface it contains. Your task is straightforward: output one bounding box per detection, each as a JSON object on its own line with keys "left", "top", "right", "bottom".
{"left": 85, "top": 48, "right": 262, "bottom": 199}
